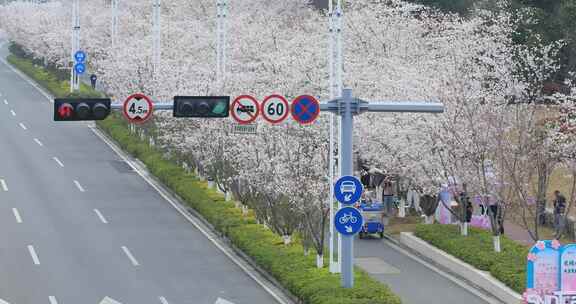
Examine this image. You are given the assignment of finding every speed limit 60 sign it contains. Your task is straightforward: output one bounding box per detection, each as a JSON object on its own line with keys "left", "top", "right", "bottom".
{"left": 261, "top": 95, "right": 289, "bottom": 124}
{"left": 123, "top": 93, "right": 154, "bottom": 124}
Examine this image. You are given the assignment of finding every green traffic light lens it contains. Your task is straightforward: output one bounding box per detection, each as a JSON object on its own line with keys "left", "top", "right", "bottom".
{"left": 212, "top": 101, "right": 227, "bottom": 115}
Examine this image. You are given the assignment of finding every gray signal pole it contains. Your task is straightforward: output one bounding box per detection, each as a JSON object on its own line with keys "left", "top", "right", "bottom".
{"left": 70, "top": 0, "right": 80, "bottom": 92}
{"left": 216, "top": 0, "right": 228, "bottom": 84}
{"left": 111, "top": 0, "right": 118, "bottom": 50}
{"left": 152, "top": 0, "right": 161, "bottom": 95}
{"left": 322, "top": 89, "right": 444, "bottom": 288}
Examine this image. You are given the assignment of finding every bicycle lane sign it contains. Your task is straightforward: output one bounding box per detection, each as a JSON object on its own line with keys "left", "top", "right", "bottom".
{"left": 335, "top": 207, "right": 363, "bottom": 236}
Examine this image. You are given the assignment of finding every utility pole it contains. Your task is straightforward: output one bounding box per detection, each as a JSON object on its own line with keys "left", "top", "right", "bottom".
{"left": 111, "top": 0, "right": 118, "bottom": 50}
{"left": 328, "top": 0, "right": 344, "bottom": 274}
{"left": 322, "top": 89, "right": 444, "bottom": 288}
{"left": 152, "top": 0, "right": 161, "bottom": 96}
{"left": 70, "top": 0, "right": 80, "bottom": 92}
{"left": 216, "top": 0, "right": 228, "bottom": 85}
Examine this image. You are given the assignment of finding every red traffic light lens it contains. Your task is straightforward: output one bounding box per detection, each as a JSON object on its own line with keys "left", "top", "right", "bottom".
{"left": 57, "top": 103, "right": 74, "bottom": 119}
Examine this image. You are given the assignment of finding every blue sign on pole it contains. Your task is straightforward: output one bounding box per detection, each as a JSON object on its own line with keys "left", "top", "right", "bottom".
{"left": 74, "top": 50, "right": 86, "bottom": 63}
{"left": 334, "top": 175, "right": 363, "bottom": 205}
{"left": 335, "top": 207, "right": 363, "bottom": 236}
{"left": 74, "top": 63, "right": 86, "bottom": 75}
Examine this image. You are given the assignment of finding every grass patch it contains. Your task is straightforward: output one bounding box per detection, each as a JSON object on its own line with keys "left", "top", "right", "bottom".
{"left": 414, "top": 224, "right": 528, "bottom": 293}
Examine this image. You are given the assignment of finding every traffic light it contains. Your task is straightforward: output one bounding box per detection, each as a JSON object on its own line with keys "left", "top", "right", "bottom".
{"left": 54, "top": 98, "right": 111, "bottom": 121}
{"left": 173, "top": 96, "right": 230, "bottom": 118}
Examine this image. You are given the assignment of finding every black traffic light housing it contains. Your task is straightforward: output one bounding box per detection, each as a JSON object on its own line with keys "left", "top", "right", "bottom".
{"left": 173, "top": 96, "right": 230, "bottom": 118}
{"left": 54, "top": 98, "right": 111, "bottom": 121}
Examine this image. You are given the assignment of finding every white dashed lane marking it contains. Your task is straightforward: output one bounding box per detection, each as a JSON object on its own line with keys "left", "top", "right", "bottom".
{"left": 94, "top": 209, "right": 108, "bottom": 224}
{"left": 48, "top": 296, "right": 58, "bottom": 304}
{"left": 10, "top": 109, "right": 15, "bottom": 116}
{"left": 53, "top": 157, "right": 64, "bottom": 168}
{"left": 27, "top": 245, "right": 40, "bottom": 265}
{"left": 121, "top": 246, "right": 140, "bottom": 266}
{"left": 3, "top": 99, "right": 7, "bottom": 105}
{"left": 159, "top": 297, "right": 169, "bottom": 304}
{"left": 0, "top": 179, "right": 7, "bottom": 191}
{"left": 19, "top": 122, "right": 27, "bottom": 130}
{"left": 73, "top": 180, "right": 85, "bottom": 192}
{"left": 34, "top": 138, "right": 43, "bottom": 147}
{"left": 12, "top": 208, "right": 22, "bottom": 223}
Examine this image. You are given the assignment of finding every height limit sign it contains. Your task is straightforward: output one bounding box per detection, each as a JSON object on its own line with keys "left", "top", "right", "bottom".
{"left": 123, "top": 93, "right": 154, "bottom": 124}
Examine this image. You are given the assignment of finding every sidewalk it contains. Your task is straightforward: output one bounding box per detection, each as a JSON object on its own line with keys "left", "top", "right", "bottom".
{"left": 503, "top": 221, "right": 534, "bottom": 246}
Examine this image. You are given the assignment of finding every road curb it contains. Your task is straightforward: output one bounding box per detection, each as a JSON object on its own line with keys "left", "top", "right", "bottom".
{"left": 399, "top": 232, "right": 522, "bottom": 304}
{"left": 93, "top": 124, "right": 300, "bottom": 304}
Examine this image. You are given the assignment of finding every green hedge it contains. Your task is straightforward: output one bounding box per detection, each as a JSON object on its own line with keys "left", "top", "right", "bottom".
{"left": 7, "top": 54, "right": 102, "bottom": 98}
{"left": 9, "top": 49, "right": 402, "bottom": 304}
{"left": 414, "top": 224, "right": 528, "bottom": 293}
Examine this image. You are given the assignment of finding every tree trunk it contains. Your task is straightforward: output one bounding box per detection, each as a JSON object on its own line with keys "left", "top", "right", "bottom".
{"left": 282, "top": 235, "right": 292, "bottom": 245}
{"left": 207, "top": 180, "right": 214, "bottom": 189}
{"left": 461, "top": 222, "right": 468, "bottom": 236}
{"left": 425, "top": 215, "right": 435, "bottom": 224}
{"left": 241, "top": 205, "right": 249, "bottom": 216}
{"left": 398, "top": 199, "right": 406, "bottom": 218}
{"left": 225, "top": 191, "right": 232, "bottom": 202}
{"left": 493, "top": 235, "right": 501, "bottom": 253}
{"left": 316, "top": 254, "right": 324, "bottom": 269}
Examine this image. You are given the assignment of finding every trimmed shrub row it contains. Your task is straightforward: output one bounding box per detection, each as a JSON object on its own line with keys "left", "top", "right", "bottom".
{"left": 414, "top": 224, "right": 528, "bottom": 293}
{"left": 9, "top": 51, "right": 402, "bottom": 304}
{"left": 7, "top": 54, "right": 101, "bottom": 98}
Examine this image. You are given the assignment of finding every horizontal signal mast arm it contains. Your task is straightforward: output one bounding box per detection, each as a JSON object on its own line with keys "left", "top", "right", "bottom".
{"left": 319, "top": 99, "right": 444, "bottom": 114}
{"left": 110, "top": 103, "right": 174, "bottom": 111}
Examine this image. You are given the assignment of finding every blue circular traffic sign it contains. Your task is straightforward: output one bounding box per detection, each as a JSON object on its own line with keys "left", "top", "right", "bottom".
{"left": 334, "top": 175, "right": 363, "bottom": 205}
{"left": 335, "top": 207, "right": 363, "bottom": 236}
{"left": 74, "top": 63, "right": 86, "bottom": 75}
{"left": 74, "top": 50, "right": 86, "bottom": 63}
{"left": 291, "top": 95, "right": 319, "bottom": 124}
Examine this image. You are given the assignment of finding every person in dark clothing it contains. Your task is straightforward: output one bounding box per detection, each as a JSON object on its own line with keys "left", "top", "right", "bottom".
{"left": 553, "top": 190, "right": 567, "bottom": 234}
{"left": 90, "top": 74, "right": 97, "bottom": 89}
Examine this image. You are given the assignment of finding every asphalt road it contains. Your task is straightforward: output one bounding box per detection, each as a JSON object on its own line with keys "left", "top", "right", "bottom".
{"left": 0, "top": 43, "right": 280, "bottom": 304}
{"left": 354, "top": 236, "right": 495, "bottom": 304}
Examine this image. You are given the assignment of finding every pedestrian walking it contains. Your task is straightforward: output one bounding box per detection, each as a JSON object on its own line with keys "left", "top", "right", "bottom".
{"left": 553, "top": 190, "right": 567, "bottom": 234}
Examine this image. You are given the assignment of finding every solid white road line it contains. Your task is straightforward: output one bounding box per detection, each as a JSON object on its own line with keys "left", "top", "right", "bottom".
{"left": 27, "top": 245, "right": 40, "bottom": 265}
{"left": 121, "top": 246, "right": 140, "bottom": 266}
{"left": 73, "top": 180, "right": 85, "bottom": 192}
{"left": 0, "top": 179, "right": 7, "bottom": 191}
{"left": 158, "top": 297, "right": 169, "bottom": 304}
{"left": 12, "top": 208, "right": 22, "bottom": 223}
{"left": 19, "top": 122, "right": 27, "bottom": 130}
{"left": 10, "top": 110, "right": 15, "bottom": 116}
{"left": 0, "top": 57, "right": 53, "bottom": 102}
{"left": 34, "top": 138, "right": 43, "bottom": 147}
{"left": 48, "top": 296, "right": 58, "bottom": 304}
{"left": 53, "top": 157, "right": 64, "bottom": 168}
{"left": 94, "top": 209, "right": 108, "bottom": 224}
{"left": 89, "top": 126, "right": 289, "bottom": 304}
